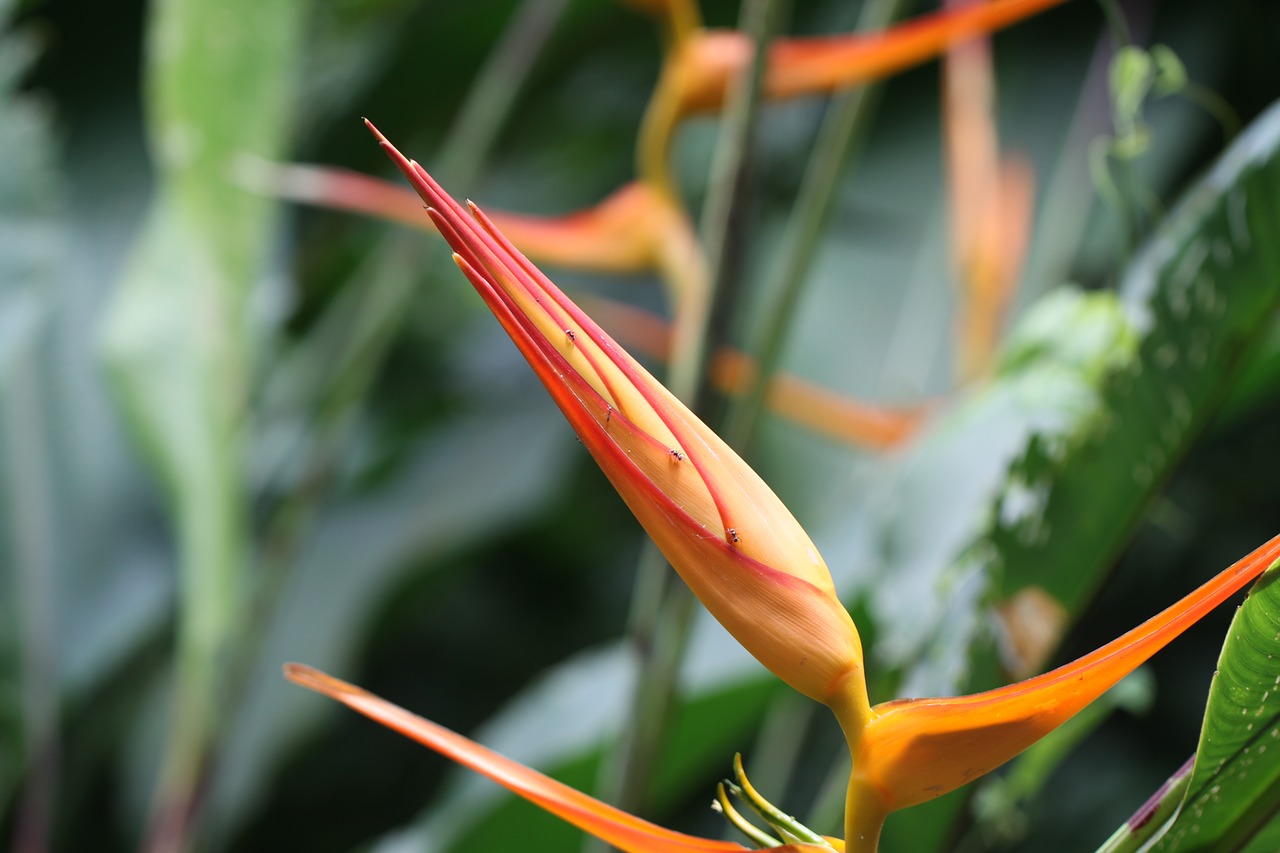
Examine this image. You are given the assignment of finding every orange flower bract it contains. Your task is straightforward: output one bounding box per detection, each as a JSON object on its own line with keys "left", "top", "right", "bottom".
{"left": 284, "top": 665, "right": 836, "bottom": 853}
{"left": 362, "top": 121, "right": 872, "bottom": 723}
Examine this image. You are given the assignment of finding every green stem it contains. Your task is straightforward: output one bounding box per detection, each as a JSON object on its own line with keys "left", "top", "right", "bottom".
{"left": 724, "top": 0, "right": 910, "bottom": 451}
{"left": 248, "top": 0, "right": 567, "bottom": 682}
{"left": 208, "top": 0, "right": 568, "bottom": 845}
{"left": 434, "top": 0, "right": 569, "bottom": 181}
{"left": 4, "top": 345, "right": 60, "bottom": 853}
{"left": 696, "top": 0, "right": 790, "bottom": 419}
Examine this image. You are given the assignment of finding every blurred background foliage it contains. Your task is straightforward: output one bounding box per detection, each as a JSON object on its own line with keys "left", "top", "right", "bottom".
{"left": 2, "top": 0, "right": 1280, "bottom": 850}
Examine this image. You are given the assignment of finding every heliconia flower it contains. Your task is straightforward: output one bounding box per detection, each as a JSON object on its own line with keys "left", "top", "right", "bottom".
{"left": 637, "top": 0, "right": 1070, "bottom": 188}
{"left": 844, "top": 533, "right": 1280, "bottom": 848}
{"left": 283, "top": 664, "right": 840, "bottom": 853}
{"left": 363, "top": 120, "right": 873, "bottom": 726}
{"left": 310, "top": 124, "right": 1280, "bottom": 852}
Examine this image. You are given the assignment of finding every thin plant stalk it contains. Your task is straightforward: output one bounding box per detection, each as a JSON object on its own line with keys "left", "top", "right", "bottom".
{"left": 209, "top": 0, "right": 570, "bottom": 845}
{"left": 724, "top": 0, "right": 911, "bottom": 451}
{"left": 4, "top": 347, "right": 60, "bottom": 853}
{"left": 434, "top": 0, "right": 568, "bottom": 180}
{"left": 250, "top": 0, "right": 568, "bottom": 655}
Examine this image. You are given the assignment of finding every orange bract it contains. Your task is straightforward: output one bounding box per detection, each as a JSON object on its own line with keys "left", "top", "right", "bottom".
{"left": 852, "top": 534, "right": 1280, "bottom": 814}
{"left": 284, "top": 665, "right": 835, "bottom": 853}
{"left": 363, "top": 121, "right": 871, "bottom": 721}
{"left": 638, "top": 0, "right": 1071, "bottom": 187}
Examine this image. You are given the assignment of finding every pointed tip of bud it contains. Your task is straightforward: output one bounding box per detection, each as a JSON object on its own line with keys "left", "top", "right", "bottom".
{"left": 284, "top": 662, "right": 358, "bottom": 699}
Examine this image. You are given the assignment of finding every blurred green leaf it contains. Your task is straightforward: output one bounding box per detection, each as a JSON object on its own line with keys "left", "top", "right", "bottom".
{"left": 870, "top": 96, "right": 1280, "bottom": 849}
{"left": 869, "top": 286, "right": 1138, "bottom": 696}
{"left": 990, "top": 96, "right": 1280, "bottom": 612}
{"left": 99, "top": 0, "right": 304, "bottom": 828}
{"left": 211, "top": 396, "right": 574, "bottom": 834}
{"left": 368, "top": 606, "right": 787, "bottom": 852}
{"left": 878, "top": 95, "right": 1280, "bottom": 695}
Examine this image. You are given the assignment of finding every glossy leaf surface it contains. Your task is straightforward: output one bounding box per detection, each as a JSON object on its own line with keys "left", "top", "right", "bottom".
{"left": 1146, "top": 568, "right": 1280, "bottom": 849}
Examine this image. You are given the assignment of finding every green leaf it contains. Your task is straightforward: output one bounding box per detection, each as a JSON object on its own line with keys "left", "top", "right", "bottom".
{"left": 991, "top": 96, "right": 1280, "bottom": 612}
{"left": 1145, "top": 561, "right": 1280, "bottom": 850}
{"left": 208, "top": 397, "right": 574, "bottom": 833}
{"left": 872, "top": 97, "right": 1280, "bottom": 848}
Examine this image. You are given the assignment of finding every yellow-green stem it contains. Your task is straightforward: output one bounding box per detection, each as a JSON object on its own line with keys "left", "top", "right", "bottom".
{"left": 843, "top": 775, "right": 889, "bottom": 853}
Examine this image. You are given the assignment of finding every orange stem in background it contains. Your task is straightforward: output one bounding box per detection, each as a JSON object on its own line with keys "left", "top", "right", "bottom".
{"left": 581, "top": 297, "right": 928, "bottom": 450}
{"left": 669, "top": 0, "right": 1072, "bottom": 116}
{"left": 942, "top": 0, "right": 1035, "bottom": 381}
{"left": 764, "top": 0, "right": 1070, "bottom": 105}
{"left": 640, "top": 0, "right": 1071, "bottom": 187}
{"left": 244, "top": 162, "right": 665, "bottom": 274}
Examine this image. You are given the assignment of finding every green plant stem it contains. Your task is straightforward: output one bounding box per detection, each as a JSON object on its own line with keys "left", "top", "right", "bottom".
{"left": 434, "top": 0, "right": 568, "bottom": 180}
{"left": 588, "top": 1, "right": 787, "bottom": 842}
{"left": 208, "top": 0, "right": 569, "bottom": 844}
{"left": 695, "top": 0, "right": 790, "bottom": 419}
{"left": 4, "top": 346, "right": 60, "bottom": 853}
{"left": 724, "top": 0, "right": 909, "bottom": 451}
{"left": 248, "top": 0, "right": 566, "bottom": 664}
{"left": 1095, "top": 0, "right": 1132, "bottom": 48}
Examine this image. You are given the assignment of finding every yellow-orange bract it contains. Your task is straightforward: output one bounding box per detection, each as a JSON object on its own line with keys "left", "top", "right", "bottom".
{"left": 363, "top": 122, "right": 872, "bottom": 724}
{"left": 851, "top": 534, "right": 1280, "bottom": 815}
{"left": 637, "top": 0, "right": 1071, "bottom": 188}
